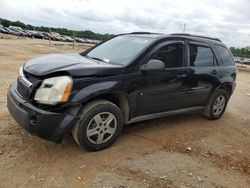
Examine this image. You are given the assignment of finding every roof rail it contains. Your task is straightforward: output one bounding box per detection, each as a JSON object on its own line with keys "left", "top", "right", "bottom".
{"left": 129, "top": 32, "right": 163, "bottom": 35}
{"left": 170, "top": 33, "right": 221, "bottom": 42}
{"left": 130, "top": 32, "right": 154, "bottom": 34}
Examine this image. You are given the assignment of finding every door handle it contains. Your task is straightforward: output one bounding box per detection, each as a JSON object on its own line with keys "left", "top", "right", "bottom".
{"left": 176, "top": 74, "right": 187, "bottom": 78}
{"left": 211, "top": 70, "right": 217, "bottom": 75}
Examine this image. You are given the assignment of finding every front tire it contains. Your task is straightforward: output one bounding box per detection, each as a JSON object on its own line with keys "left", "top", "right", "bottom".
{"left": 203, "top": 89, "right": 229, "bottom": 120}
{"left": 72, "top": 100, "right": 123, "bottom": 151}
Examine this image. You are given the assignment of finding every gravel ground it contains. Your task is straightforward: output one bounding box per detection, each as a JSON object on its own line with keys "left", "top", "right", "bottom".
{"left": 0, "top": 38, "right": 250, "bottom": 188}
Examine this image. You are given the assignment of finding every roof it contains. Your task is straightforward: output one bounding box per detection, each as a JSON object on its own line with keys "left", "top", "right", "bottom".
{"left": 170, "top": 33, "right": 221, "bottom": 42}
{"left": 123, "top": 32, "right": 223, "bottom": 45}
{"left": 121, "top": 32, "right": 163, "bottom": 39}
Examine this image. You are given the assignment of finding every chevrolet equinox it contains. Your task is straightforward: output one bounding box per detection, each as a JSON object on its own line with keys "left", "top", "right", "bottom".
{"left": 7, "top": 33, "right": 237, "bottom": 151}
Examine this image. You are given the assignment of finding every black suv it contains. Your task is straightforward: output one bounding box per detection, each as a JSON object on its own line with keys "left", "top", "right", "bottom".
{"left": 7, "top": 33, "right": 236, "bottom": 151}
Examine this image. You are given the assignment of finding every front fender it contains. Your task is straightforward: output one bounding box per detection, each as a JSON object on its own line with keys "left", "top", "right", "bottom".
{"left": 71, "top": 81, "right": 118, "bottom": 103}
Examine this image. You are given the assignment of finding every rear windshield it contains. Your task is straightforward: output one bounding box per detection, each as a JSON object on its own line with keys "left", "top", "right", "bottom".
{"left": 86, "top": 35, "right": 154, "bottom": 65}
{"left": 216, "top": 45, "right": 235, "bottom": 66}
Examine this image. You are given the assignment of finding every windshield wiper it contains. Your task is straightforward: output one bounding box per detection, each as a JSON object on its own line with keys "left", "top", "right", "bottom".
{"left": 86, "top": 56, "right": 109, "bottom": 64}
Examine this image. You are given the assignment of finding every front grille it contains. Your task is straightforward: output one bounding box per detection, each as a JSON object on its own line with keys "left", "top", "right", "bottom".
{"left": 17, "top": 79, "right": 31, "bottom": 98}
{"left": 16, "top": 67, "right": 41, "bottom": 99}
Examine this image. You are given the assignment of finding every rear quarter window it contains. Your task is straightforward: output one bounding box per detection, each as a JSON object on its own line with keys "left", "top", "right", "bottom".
{"left": 216, "top": 45, "right": 235, "bottom": 66}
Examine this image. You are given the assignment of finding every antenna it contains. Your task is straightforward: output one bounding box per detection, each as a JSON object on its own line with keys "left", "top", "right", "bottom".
{"left": 183, "top": 24, "right": 186, "bottom": 33}
{"left": 77, "top": 24, "right": 79, "bottom": 53}
{"left": 49, "top": 28, "right": 51, "bottom": 46}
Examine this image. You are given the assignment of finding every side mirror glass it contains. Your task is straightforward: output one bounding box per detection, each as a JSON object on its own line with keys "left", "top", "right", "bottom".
{"left": 141, "top": 59, "right": 165, "bottom": 71}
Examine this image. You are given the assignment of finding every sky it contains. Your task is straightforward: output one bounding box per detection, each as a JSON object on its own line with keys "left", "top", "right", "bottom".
{"left": 0, "top": 0, "right": 250, "bottom": 47}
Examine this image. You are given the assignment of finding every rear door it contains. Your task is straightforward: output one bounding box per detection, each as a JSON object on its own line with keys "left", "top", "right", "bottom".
{"left": 214, "top": 45, "right": 237, "bottom": 89}
{"left": 183, "top": 41, "right": 220, "bottom": 107}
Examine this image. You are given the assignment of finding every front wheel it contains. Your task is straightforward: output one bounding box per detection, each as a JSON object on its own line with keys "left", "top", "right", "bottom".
{"left": 72, "top": 100, "right": 123, "bottom": 151}
{"left": 203, "top": 89, "right": 229, "bottom": 120}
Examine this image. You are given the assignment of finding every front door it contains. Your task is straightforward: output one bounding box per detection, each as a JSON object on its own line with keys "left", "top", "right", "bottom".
{"left": 136, "top": 41, "right": 191, "bottom": 116}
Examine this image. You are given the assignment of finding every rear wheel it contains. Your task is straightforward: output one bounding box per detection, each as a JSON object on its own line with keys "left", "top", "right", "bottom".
{"left": 72, "top": 100, "right": 123, "bottom": 151}
{"left": 203, "top": 89, "right": 229, "bottom": 120}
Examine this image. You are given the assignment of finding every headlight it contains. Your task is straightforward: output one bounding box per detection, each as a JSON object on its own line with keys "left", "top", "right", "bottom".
{"left": 34, "top": 76, "right": 72, "bottom": 105}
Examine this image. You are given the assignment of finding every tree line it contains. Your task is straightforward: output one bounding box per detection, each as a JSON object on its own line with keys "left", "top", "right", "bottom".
{"left": 0, "top": 18, "right": 114, "bottom": 41}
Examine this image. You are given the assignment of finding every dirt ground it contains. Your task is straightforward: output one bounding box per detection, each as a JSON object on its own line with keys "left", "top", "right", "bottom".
{"left": 0, "top": 38, "right": 250, "bottom": 188}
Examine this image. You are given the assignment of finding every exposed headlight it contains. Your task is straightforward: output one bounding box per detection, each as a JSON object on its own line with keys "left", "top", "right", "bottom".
{"left": 34, "top": 76, "right": 72, "bottom": 105}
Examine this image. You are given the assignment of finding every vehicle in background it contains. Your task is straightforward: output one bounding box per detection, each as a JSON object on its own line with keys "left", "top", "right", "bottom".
{"left": 22, "top": 30, "right": 34, "bottom": 38}
{"left": 1, "top": 25, "right": 102, "bottom": 43}
{"left": 0, "top": 26, "right": 9, "bottom": 34}
{"left": 8, "top": 27, "right": 27, "bottom": 37}
{"left": 9, "top": 26, "right": 22, "bottom": 30}
{"left": 85, "top": 39, "right": 101, "bottom": 44}
{"left": 234, "top": 57, "right": 241, "bottom": 64}
{"left": 52, "top": 35, "right": 61, "bottom": 41}
{"left": 8, "top": 26, "right": 28, "bottom": 37}
{"left": 50, "top": 32, "right": 61, "bottom": 41}
{"left": 41, "top": 32, "right": 51, "bottom": 40}
{"left": 73, "top": 37, "right": 86, "bottom": 43}
{"left": 60, "top": 35, "right": 74, "bottom": 42}
{"left": 32, "top": 31, "right": 44, "bottom": 39}
{"left": 234, "top": 57, "right": 250, "bottom": 65}
{"left": 243, "top": 59, "right": 250, "bottom": 65}
{"left": 92, "top": 39, "right": 101, "bottom": 44}
{"left": 4, "top": 27, "right": 21, "bottom": 36}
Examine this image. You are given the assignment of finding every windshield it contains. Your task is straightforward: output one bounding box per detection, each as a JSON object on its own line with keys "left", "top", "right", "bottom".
{"left": 86, "top": 35, "right": 154, "bottom": 65}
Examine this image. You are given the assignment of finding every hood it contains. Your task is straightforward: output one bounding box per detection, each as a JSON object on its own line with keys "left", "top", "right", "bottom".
{"left": 23, "top": 53, "right": 123, "bottom": 77}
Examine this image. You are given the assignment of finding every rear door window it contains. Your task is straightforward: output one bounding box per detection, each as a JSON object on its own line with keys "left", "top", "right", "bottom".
{"left": 189, "top": 45, "right": 215, "bottom": 67}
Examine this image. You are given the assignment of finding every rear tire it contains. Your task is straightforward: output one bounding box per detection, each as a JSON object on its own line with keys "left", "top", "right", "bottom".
{"left": 72, "top": 100, "right": 123, "bottom": 151}
{"left": 203, "top": 89, "right": 229, "bottom": 120}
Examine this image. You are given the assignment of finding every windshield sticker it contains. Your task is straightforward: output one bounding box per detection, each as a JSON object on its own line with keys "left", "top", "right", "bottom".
{"left": 103, "top": 58, "right": 110, "bottom": 63}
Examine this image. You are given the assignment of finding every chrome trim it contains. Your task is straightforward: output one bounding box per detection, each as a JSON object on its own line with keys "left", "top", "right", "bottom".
{"left": 18, "top": 66, "right": 33, "bottom": 88}
{"left": 126, "top": 106, "right": 205, "bottom": 124}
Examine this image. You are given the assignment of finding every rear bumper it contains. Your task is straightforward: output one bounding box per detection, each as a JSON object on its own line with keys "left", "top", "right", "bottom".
{"left": 7, "top": 81, "right": 81, "bottom": 143}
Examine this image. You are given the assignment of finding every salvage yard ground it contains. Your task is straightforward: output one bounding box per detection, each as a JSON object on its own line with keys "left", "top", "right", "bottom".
{"left": 0, "top": 38, "right": 250, "bottom": 188}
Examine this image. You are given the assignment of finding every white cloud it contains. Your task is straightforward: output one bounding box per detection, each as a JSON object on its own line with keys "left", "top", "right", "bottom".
{"left": 0, "top": 0, "right": 250, "bottom": 47}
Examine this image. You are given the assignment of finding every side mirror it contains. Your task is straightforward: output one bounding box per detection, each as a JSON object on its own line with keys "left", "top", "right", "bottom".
{"left": 141, "top": 59, "right": 165, "bottom": 71}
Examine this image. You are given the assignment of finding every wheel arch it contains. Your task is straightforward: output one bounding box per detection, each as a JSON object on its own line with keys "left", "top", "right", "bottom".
{"left": 80, "top": 92, "right": 130, "bottom": 124}
{"left": 206, "top": 82, "right": 233, "bottom": 106}
{"left": 217, "top": 82, "right": 233, "bottom": 97}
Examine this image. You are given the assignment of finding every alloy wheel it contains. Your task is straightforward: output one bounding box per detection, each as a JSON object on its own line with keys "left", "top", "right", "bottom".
{"left": 212, "top": 95, "right": 226, "bottom": 116}
{"left": 86, "top": 112, "right": 117, "bottom": 144}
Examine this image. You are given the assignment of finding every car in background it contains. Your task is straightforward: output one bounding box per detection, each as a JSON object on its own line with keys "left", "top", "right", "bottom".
{"left": 22, "top": 30, "right": 34, "bottom": 38}
{"left": 85, "top": 39, "right": 101, "bottom": 44}
{"left": 9, "top": 28, "right": 27, "bottom": 36}
{"left": 234, "top": 57, "right": 250, "bottom": 65}
{"left": 60, "top": 35, "right": 74, "bottom": 42}
{"left": 32, "top": 31, "right": 44, "bottom": 39}
{"left": 8, "top": 26, "right": 28, "bottom": 37}
{"left": 25, "top": 30, "right": 44, "bottom": 39}
{"left": 234, "top": 57, "right": 241, "bottom": 64}
{"left": 4, "top": 27, "right": 21, "bottom": 36}
{"left": 1, "top": 25, "right": 103, "bottom": 44}
{"left": 0, "top": 27, "right": 9, "bottom": 34}
{"left": 243, "top": 59, "right": 250, "bottom": 65}
{"left": 92, "top": 39, "right": 101, "bottom": 44}
{"left": 73, "top": 37, "right": 86, "bottom": 43}
{"left": 41, "top": 32, "right": 51, "bottom": 40}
